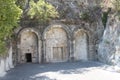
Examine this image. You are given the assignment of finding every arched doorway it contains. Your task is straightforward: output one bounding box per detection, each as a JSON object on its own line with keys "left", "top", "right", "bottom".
{"left": 17, "top": 28, "right": 40, "bottom": 63}
{"left": 73, "top": 29, "right": 88, "bottom": 61}
{"left": 44, "top": 27, "right": 68, "bottom": 63}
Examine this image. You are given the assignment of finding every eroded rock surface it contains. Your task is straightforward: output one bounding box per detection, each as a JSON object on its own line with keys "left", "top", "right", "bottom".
{"left": 98, "top": 14, "right": 120, "bottom": 66}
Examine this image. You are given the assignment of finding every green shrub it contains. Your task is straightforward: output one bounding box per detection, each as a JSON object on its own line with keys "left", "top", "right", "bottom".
{"left": 27, "top": 0, "right": 59, "bottom": 24}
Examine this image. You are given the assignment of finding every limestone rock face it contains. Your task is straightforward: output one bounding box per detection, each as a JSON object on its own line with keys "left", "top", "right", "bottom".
{"left": 0, "top": 46, "right": 14, "bottom": 77}
{"left": 46, "top": 0, "right": 101, "bottom": 20}
{"left": 98, "top": 14, "right": 120, "bottom": 66}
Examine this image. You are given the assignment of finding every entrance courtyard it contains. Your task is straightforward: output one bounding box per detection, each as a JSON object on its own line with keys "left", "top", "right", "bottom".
{"left": 0, "top": 61, "right": 120, "bottom": 80}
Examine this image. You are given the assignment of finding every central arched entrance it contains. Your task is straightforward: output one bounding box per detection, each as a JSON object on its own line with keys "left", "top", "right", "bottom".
{"left": 44, "top": 25, "right": 69, "bottom": 63}
{"left": 17, "top": 28, "right": 41, "bottom": 63}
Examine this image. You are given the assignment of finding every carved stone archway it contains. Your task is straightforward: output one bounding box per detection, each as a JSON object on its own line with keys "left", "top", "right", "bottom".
{"left": 43, "top": 24, "right": 71, "bottom": 63}
{"left": 17, "top": 28, "right": 42, "bottom": 63}
{"left": 73, "top": 29, "right": 88, "bottom": 61}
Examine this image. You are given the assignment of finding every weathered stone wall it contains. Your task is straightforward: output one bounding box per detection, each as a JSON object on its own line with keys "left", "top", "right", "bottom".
{"left": 14, "top": 18, "right": 104, "bottom": 64}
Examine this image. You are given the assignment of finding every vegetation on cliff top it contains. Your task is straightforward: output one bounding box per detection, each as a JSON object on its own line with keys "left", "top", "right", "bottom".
{"left": 27, "top": 0, "right": 59, "bottom": 24}
{"left": 0, "top": 0, "right": 22, "bottom": 55}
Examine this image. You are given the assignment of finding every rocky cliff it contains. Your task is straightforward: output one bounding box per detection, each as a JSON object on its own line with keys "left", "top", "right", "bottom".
{"left": 98, "top": 13, "right": 120, "bottom": 66}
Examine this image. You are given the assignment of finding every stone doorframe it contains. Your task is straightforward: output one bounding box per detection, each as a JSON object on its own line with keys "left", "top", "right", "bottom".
{"left": 17, "top": 27, "right": 42, "bottom": 63}
{"left": 42, "top": 23, "right": 72, "bottom": 62}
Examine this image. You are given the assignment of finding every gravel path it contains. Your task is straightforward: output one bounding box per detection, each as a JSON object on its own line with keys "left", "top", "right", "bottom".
{"left": 0, "top": 61, "right": 120, "bottom": 80}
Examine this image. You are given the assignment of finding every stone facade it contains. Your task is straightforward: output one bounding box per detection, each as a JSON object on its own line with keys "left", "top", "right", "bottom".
{"left": 11, "top": 0, "right": 104, "bottom": 64}
{"left": 13, "top": 20, "right": 104, "bottom": 64}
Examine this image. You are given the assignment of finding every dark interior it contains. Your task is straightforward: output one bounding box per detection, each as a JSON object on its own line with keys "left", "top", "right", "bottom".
{"left": 26, "top": 53, "right": 32, "bottom": 62}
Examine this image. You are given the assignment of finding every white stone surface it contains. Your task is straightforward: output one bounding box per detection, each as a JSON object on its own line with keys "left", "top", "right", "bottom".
{"left": 74, "top": 30, "right": 88, "bottom": 61}
{"left": 5, "top": 57, "right": 10, "bottom": 71}
{"left": 0, "top": 59, "right": 6, "bottom": 77}
{"left": 8, "top": 46, "right": 14, "bottom": 68}
{"left": 0, "top": 46, "right": 14, "bottom": 77}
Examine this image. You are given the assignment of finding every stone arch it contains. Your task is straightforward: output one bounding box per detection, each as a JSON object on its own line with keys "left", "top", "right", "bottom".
{"left": 43, "top": 24, "right": 71, "bottom": 63}
{"left": 43, "top": 23, "right": 71, "bottom": 39}
{"left": 73, "top": 28, "right": 88, "bottom": 61}
{"left": 17, "top": 27, "right": 42, "bottom": 63}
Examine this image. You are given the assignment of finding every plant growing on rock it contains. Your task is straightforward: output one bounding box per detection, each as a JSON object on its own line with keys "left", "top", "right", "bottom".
{"left": 27, "top": 0, "right": 59, "bottom": 24}
{"left": 113, "top": 0, "right": 120, "bottom": 11}
{"left": 79, "top": 11, "right": 91, "bottom": 22}
{"left": 79, "top": 6, "right": 102, "bottom": 23}
{"left": 112, "top": 0, "right": 120, "bottom": 20}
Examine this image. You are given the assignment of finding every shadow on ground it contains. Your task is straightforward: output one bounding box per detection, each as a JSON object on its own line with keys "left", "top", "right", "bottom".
{"left": 0, "top": 61, "right": 105, "bottom": 80}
